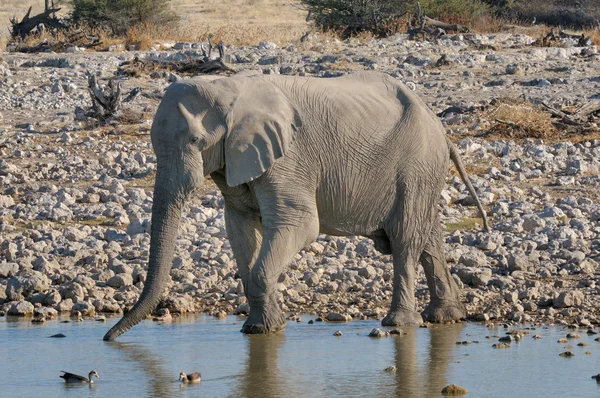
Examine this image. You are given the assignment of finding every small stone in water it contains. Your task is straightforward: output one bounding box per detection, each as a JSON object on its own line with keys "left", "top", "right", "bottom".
{"left": 533, "top": 335, "right": 541, "bottom": 339}
{"left": 456, "top": 340, "right": 472, "bottom": 345}
{"left": 333, "top": 330, "right": 342, "bottom": 336}
{"left": 585, "top": 351, "right": 592, "bottom": 355}
{"left": 557, "top": 338, "right": 568, "bottom": 343}
{"left": 559, "top": 351, "right": 575, "bottom": 357}
{"left": 586, "top": 330, "right": 598, "bottom": 335}
{"left": 369, "top": 328, "right": 390, "bottom": 338}
{"left": 49, "top": 333, "right": 66, "bottom": 338}
{"left": 308, "top": 320, "right": 314, "bottom": 324}
{"left": 592, "top": 374, "right": 600, "bottom": 382}
{"left": 595, "top": 337, "right": 600, "bottom": 342}
{"left": 566, "top": 333, "right": 581, "bottom": 339}
{"left": 95, "top": 315, "right": 106, "bottom": 322}
{"left": 578, "top": 342, "right": 588, "bottom": 347}
{"left": 326, "top": 312, "right": 351, "bottom": 322}
{"left": 215, "top": 311, "right": 227, "bottom": 319}
{"left": 389, "top": 328, "right": 403, "bottom": 335}
{"left": 493, "top": 343, "right": 510, "bottom": 349}
{"left": 441, "top": 384, "right": 468, "bottom": 395}
{"left": 384, "top": 366, "right": 397, "bottom": 373}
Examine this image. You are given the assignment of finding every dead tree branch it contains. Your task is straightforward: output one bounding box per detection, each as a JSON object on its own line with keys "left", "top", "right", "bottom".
{"left": 10, "top": 6, "right": 68, "bottom": 39}
{"left": 538, "top": 27, "right": 592, "bottom": 47}
{"left": 118, "top": 42, "right": 235, "bottom": 77}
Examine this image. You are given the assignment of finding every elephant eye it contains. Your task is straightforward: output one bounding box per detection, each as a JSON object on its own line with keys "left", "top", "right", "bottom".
{"left": 190, "top": 136, "right": 199, "bottom": 143}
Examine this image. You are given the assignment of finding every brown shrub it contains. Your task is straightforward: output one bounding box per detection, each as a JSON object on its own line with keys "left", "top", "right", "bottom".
{"left": 484, "top": 98, "right": 558, "bottom": 140}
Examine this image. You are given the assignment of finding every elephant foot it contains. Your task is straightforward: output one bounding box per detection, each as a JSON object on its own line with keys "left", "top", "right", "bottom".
{"left": 381, "top": 308, "right": 423, "bottom": 327}
{"left": 422, "top": 299, "right": 466, "bottom": 323}
{"left": 241, "top": 307, "right": 286, "bottom": 334}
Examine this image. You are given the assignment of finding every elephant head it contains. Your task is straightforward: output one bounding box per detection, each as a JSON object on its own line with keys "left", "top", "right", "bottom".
{"left": 103, "top": 76, "right": 301, "bottom": 341}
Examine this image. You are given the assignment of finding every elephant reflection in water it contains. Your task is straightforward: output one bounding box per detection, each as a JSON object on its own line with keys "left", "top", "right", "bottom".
{"left": 109, "top": 342, "right": 175, "bottom": 398}
{"left": 231, "top": 324, "right": 462, "bottom": 397}
{"left": 231, "top": 334, "right": 287, "bottom": 398}
{"left": 391, "top": 323, "right": 464, "bottom": 397}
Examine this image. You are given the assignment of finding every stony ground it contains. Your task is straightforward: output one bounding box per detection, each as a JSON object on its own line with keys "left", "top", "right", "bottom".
{"left": 2, "top": 32, "right": 600, "bottom": 329}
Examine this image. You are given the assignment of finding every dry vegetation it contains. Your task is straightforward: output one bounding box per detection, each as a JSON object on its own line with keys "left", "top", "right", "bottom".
{"left": 484, "top": 98, "right": 558, "bottom": 140}
{"left": 1, "top": 0, "right": 599, "bottom": 50}
{"left": 0, "top": 0, "right": 308, "bottom": 49}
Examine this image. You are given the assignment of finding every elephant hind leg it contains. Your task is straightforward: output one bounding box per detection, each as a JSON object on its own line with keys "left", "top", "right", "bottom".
{"left": 382, "top": 179, "right": 440, "bottom": 327}
{"left": 420, "top": 219, "right": 466, "bottom": 323}
{"left": 382, "top": 237, "right": 425, "bottom": 327}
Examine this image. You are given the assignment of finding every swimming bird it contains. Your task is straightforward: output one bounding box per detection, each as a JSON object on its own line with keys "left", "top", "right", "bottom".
{"left": 179, "top": 372, "right": 201, "bottom": 383}
{"left": 60, "top": 370, "right": 100, "bottom": 384}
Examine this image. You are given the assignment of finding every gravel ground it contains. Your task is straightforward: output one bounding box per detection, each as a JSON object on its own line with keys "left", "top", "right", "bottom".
{"left": 2, "top": 32, "right": 600, "bottom": 328}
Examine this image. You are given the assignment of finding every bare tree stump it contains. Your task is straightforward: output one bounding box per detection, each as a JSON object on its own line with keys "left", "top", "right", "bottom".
{"left": 86, "top": 73, "right": 141, "bottom": 124}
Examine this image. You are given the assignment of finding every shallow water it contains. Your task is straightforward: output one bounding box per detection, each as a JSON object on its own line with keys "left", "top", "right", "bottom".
{"left": 1, "top": 315, "right": 599, "bottom": 398}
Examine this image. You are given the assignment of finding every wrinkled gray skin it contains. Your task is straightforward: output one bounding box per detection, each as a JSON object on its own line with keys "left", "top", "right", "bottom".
{"left": 104, "top": 71, "right": 489, "bottom": 341}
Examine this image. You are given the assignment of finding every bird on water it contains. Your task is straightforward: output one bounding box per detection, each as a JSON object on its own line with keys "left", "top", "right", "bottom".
{"left": 60, "top": 370, "right": 100, "bottom": 384}
{"left": 179, "top": 372, "right": 201, "bottom": 383}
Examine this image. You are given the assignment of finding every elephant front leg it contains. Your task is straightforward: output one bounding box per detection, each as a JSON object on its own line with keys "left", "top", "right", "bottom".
{"left": 243, "top": 216, "right": 319, "bottom": 334}
{"left": 420, "top": 222, "right": 466, "bottom": 323}
{"left": 224, "top": 205, "right": 262, "bottom": 297}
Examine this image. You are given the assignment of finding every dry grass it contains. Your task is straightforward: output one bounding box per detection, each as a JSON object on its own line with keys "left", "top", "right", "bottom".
{"left": 483, "top": 98, "right": 558, "bottom": 140}
{"left": 445, "top": 217, "right": 486, "bottom": 232}
{"left": 583, "top": 27, "right": 600, "bottom": 45}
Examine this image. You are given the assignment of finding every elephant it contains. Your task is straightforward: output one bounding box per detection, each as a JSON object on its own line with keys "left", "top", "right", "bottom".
{"left": 103, "top": 71, "right": 489, "bottom": 341}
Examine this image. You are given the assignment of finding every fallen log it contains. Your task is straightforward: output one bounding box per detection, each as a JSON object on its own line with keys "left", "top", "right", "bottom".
{"left": 541, "top": 102, "right": 583, "bottom": 126}
{"left": 408, "top": 2, "right": 468, "bottom": 40}
{"left": 118, "top": 42, "right": 235, "bottom": 76}
{"left": 423, "top": 16, "right": 469, "bottom": 33}
{"left": 570, "top": 100, "right": 600, "bottom": 122}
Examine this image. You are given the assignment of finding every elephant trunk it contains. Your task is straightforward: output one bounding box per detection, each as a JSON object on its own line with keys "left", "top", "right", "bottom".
{"left": 103, "top": 176, "right": 184, "bottom": 341}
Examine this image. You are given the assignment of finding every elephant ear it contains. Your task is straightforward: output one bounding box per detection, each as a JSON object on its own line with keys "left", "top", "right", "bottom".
{"left": 224, "top": 79, "right": 301, "bottom": 187}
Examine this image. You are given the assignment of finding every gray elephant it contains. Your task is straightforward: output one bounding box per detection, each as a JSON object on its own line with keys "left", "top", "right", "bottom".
{"left": 104, "top": 71, "right": 488, "bottom": 341}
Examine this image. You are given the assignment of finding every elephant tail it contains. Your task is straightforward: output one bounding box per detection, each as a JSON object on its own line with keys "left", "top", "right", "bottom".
{"left": 446, "top": 136, "right": 491, "bottom": 232}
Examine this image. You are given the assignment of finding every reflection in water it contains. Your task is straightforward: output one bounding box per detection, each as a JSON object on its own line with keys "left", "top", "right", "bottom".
{"left": 2, "top": 316, "right": 596, "bottom": 398}
{"left": 394, "top": 324, "right": 464, "bottom": 397}
{"left": 233, "top": 334, "right": 286, "bottom": 398}
{"left": 108, "top": 341, "right": 175, "bottom": 398}
{"left": 424, "top": 324, "right": 464, "bottom": 396}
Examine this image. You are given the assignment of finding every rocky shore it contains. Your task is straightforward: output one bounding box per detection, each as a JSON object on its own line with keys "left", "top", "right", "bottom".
{"left": 1, "top": 32, "right": 600, "bottom": 328}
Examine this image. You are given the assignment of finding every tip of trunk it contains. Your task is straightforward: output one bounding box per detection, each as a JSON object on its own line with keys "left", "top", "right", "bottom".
{"left": 103, "top": 329, "right": 120, "bottom": 341}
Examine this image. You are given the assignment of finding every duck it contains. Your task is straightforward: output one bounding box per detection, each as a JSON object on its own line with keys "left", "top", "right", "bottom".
{"left": 60, "top": 370, "right": 100, "bottom": 384}
{"left": 179, "top": 372, "right": 201, "bottom": 383}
